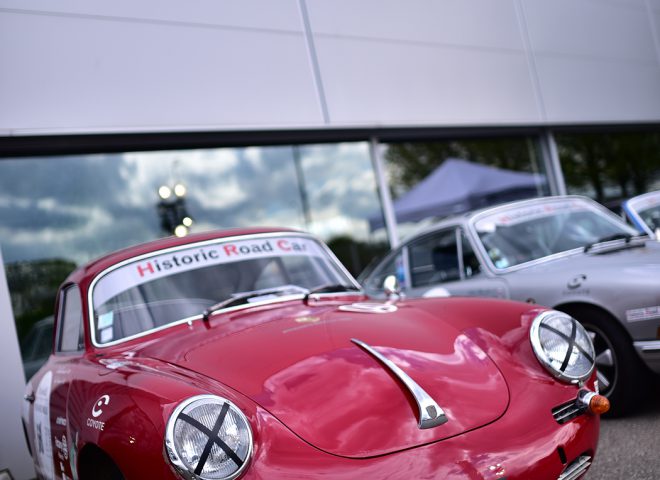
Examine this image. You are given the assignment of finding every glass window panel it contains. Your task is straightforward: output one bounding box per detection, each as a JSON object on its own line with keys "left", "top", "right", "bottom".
{"left": 1, "top": 142, "right": 387, "bottom": 361}
{"left": 58, "top": 285, "right": 83, "bottom": 353}
{"left": 555, "top": 130, "right": 660, "bottom": 210}
{"left": 381, "top": 136, "right": 549, "bottom": 238}
{"left": 461, "top": 230, "right": 481, "bottom": 278}
{"left": 409, "top": 229, "right": 459, "bottom": 288}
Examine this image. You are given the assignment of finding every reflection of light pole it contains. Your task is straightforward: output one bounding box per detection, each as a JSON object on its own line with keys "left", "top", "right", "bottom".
{"left": 157, "top": 181, "right": 193, "bottom": 237}
{"left": 293, "top": 146, "right": 311, "bottom": 228}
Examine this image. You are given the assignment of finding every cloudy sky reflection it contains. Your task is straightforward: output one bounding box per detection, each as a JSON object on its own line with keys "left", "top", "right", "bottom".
{"left": 0, "top": 142, "right": 383, "bottom": 266}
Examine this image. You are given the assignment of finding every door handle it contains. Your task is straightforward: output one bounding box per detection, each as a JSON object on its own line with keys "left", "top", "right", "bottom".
{"left": 24, "top": 392, "right": 35, "bottom": 403}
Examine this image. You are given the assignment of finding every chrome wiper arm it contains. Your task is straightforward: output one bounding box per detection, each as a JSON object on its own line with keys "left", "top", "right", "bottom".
{"left": 304, "top": 283, "right": 361, "bottom": 301}
{"left": 202, "top": 285, "right": 308, "bottom": 321}
{"left": 583, "top": 233, "right": 632, "bottom": 253}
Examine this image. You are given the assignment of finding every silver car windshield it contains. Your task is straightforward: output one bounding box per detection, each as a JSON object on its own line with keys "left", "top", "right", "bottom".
{"left": 90, "top": 234, "right": 355, "bottom": 346}
{"left": 627, "top": 191, "right": 660, "bottom": 234}
{"left": 472, "top": 198, "right": 638, "bottom": 270}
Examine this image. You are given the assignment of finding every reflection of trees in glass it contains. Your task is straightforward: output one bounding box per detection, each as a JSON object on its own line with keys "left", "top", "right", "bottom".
{"left": 326, "top": 236, "right": 389, "bottom": 277}
{"left": 557, "top": 131, "right": 660, "bottom": 206}
{"left": 6, "top": 258, "right": 76, "bottom": 340}
{"left": 385, "top": 138, "right": 540, "bottom": 198}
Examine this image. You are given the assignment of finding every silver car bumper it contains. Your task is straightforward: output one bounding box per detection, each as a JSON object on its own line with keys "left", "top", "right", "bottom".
{"left": 634, "top": 340, "right": 660, "bottom": 374}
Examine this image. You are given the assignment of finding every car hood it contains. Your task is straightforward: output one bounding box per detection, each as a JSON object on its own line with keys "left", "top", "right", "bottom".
{"left": 516, "top": 239, "right": 660, "bottom": 280}
{"left": 145, "top": 300, "right": 509, "bottom": 458}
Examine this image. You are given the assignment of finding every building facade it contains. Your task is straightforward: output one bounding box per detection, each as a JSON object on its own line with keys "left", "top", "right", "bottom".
{"left": 2, "top": 1, "right": 660, "bottom": 477}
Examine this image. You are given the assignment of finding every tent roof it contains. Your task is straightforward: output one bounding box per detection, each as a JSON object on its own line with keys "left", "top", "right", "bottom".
{"left": 370, "top": 158, "right": 545, "bottom": 231}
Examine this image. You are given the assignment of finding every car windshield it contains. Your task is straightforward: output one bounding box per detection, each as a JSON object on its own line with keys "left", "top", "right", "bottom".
{"left": 627, "top": 191, "right": 660, "bottom": 234}
{"left": 91, "top": 234, "right": 356, "bottom": 345}
{"left": 472, "top": 198, "right": 638, "bottom": 270}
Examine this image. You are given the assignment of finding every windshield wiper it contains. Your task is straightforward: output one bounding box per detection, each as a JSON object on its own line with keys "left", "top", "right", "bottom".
{"left": 304, "top": 283, "right": 361, "bottom": 301}
{"left": 202, "top": 285, "right": 308, "bottom": 321}
{"left": 583, "top": 233, "right": 632, "bottom": 253}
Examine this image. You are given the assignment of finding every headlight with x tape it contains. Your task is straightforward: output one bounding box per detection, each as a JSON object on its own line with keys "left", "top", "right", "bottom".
{"left": 165, "top": 395, "right": 253, "bottom": 480}
{"left": 530, "top": 310, "right": 596, "bottom": 384}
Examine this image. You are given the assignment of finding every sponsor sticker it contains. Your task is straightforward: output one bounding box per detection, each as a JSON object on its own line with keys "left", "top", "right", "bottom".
{"left": 87, "top": 395, "right": 110, "bottom": 431}
{"left": 475, "top": 199, "right": 587, "bottom": 230}
{"left": 34, "top": 371, "right": 55, "bottom": 480}
{"left": 93, "top": 236, "right": 324, "bottom": 307}
{"left": 626, "top": 306, "right": 660, "bottom": 322}
{"left": 97, "top": 311, "right": 114, "bottom": 330}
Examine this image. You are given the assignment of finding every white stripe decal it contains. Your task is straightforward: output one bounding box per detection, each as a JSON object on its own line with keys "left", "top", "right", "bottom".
{"left": 93, "top": 237, "right": 324, "bottom": 307}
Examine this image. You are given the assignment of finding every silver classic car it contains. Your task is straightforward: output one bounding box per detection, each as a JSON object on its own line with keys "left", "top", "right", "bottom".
{"left": 361, "top": 196, "right": 660, "bottom": 415}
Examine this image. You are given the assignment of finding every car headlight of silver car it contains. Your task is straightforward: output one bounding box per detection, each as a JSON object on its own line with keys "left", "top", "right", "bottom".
{"left": 165, "top": 395, "right": 253, "bottom": 480}
{"left": 530, "top": 310, "right": 595, "bottom": 384}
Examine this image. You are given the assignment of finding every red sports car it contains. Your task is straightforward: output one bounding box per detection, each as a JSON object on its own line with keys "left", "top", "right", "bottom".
{"left": 22, "top": 228, "right": 607, "bottom": 480}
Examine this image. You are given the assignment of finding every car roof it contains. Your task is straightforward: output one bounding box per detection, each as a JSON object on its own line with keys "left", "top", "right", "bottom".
{"left": 400, "top": 195, "right": 596, "bottom": 243}
{"left": 64, "top": 227, "right": 302, "bottom": 285}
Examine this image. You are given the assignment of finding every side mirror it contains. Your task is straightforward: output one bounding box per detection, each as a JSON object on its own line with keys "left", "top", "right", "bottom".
{"left": 383, "top": 275, "right": 401, "bottom": 301}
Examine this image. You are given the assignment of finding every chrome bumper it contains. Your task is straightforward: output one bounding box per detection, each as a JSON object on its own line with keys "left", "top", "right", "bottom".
{"left": 634, "top": 340, "right": 660, "bottom": 374}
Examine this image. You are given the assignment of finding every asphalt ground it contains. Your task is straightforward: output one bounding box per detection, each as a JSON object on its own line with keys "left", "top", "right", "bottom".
{"left": 587, "top": 376, "right": 660, "bottom": 479}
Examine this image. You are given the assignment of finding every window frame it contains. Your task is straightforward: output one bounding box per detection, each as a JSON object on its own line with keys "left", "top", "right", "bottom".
{"left": 54, "top": 284, "right": 85, "bottom": 355}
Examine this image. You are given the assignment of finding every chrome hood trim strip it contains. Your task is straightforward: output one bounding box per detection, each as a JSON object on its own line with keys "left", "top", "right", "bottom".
{"left": 351, "top": 338, "right": 448, "bottom": 429}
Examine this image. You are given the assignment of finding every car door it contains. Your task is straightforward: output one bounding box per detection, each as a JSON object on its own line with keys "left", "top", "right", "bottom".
{"left": 406, "top": 227, "right": 508, "bottom": 299}
{"left": 48, "top": 284, "right": 85, "bottom": 480}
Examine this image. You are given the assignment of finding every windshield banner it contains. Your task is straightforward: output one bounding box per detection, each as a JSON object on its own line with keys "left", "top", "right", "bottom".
{"left": 93, "top": 236, "right": 324, "bottom": 307}
{"left": 475, "top": 199, "right": 589, "bottom": 230}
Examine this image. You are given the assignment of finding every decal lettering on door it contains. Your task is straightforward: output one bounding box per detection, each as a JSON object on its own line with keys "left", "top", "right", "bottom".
{"left": 34, "top": 371, "right": 54, "bottom": 480}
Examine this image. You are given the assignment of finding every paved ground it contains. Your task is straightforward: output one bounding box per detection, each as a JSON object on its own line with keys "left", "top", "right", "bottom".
{"left": 587, "top": 377, "right": 660, "bottom": 479}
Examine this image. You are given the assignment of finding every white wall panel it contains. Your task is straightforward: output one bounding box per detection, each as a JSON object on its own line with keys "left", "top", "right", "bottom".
{"left": 315, "top": 37, "right": 540, "bottom": 125}
{"left": 0, "top": 9, "right": 322, "bottom": 134}
{"left": 522, "top": 0, "right": 656, "bottom": 63}
{"left": 2, "top": 1, "right": 660, "bottom": 134}
{"left": 306, "top": 0, "right": 524, "bottom": 51}
{"left": 536, "top": 56, "right": 660, "bottom": 122}
{"left": 0, "top": 0, "right": 302, "bottom": 32}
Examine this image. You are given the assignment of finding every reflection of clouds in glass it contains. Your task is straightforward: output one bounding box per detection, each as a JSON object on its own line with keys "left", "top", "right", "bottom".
{"left": 300, "top": 143, "right": 381, "bottom": 240}
{"left": 0, "top": 142, "right": 384, "bottom": 265}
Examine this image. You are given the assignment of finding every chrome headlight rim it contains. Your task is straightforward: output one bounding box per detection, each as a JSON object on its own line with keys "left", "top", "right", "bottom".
{"left": 165, "top": 394, "right": 253, "bottom": 480}
{"left": 530, "top": 310, "right": 595, "bottom": 384}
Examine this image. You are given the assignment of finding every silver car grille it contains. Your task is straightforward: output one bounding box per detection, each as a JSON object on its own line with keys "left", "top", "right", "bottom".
{"left": 558, "top": 455, "right": 592, "bottom": 480}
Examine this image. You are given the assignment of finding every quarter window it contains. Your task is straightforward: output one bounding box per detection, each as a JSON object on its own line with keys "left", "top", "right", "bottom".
{"left": 57, "top": 285, "right": 84, "bottom": 353}
{"left": 409, "top": 229, "right": 460, "bottom": 287}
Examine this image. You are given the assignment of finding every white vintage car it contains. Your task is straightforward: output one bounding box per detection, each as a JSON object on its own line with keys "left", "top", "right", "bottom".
{"left": 361, "top": 196, "right": 660, "bottom": 415}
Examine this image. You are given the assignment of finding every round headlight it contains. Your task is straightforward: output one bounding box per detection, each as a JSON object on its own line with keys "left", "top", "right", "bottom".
{"left": 530, "top": 310, "right": 595, "bottom": 383}
{"left": 165, "top": 395, "right": 253, "bottom": 480}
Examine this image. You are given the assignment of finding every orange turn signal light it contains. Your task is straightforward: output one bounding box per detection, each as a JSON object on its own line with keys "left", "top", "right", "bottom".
{"left": 588, "top": 394, "right": 610, "bottom": 415}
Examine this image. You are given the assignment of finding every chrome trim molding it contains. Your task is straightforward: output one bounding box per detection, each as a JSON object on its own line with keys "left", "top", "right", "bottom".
{"left": 634, "top": 340, "right": 660, "bottom": 352}
{"left": 557, "top": 455, "right": 592, "bottom": 480}
{"left": 351, "top": 338, "right": 448, "bottom": 429}
{"left": 634, "top": 340, "right": 660, "bottom": 374}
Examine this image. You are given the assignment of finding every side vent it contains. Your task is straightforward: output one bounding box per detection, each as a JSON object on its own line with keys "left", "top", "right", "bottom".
{"left": 552, "top": 399, "right": 586, "bottom": 424}
{"left": 557, "top": 455, "right": 592, "bottom": 480}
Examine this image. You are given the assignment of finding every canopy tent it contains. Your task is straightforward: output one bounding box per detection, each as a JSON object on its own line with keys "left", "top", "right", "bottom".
{"left": 369, "top": 158, "right": 546, "bottom": 231}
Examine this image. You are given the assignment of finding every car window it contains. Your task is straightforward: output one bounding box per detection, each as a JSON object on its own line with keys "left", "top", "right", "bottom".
{"left": 409, "top": 229, "right": 459, "bottom": 288}
{"left": 461, "top": 231, "right": 481, "bottom": 278}
{"left": 364, "top": 251, "right": 405, "bottom": 292}
{"left": 57, "top": 285, "right": 84, "bottom": 353}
